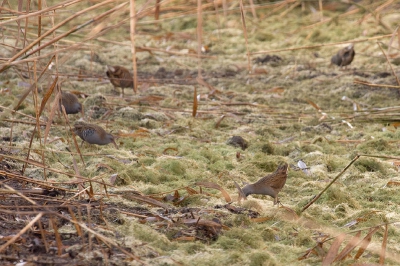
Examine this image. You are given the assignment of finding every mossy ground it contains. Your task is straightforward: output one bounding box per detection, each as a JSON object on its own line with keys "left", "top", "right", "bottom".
{"left": 2, "top": 0, "right": 400, "bottom": 265}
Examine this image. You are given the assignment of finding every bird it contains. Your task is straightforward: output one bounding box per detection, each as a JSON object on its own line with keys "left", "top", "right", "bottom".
{"left": 235, "top": 163, "right": 288, "bottom": 205}
{"left": 227, "top": 136, "right": 248, "bottom": 150}
{"left": 331, "top": 44, "right": 355, "bottom": 68}
{"left": 73, "top": 122, "right": 118, "bottom": 149}
{"left": 59, "top": 91, "right": 83, "bottom": 115}
{"left": 106, "top": 65, "right": 134, "bottom": 97}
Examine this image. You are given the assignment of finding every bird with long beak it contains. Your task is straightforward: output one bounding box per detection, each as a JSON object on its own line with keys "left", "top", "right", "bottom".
{"left": 73, "top": 122, "right": 118, "bottom": 149}
{"left": 235, "top": 163, "right": 288, "bottom": 205}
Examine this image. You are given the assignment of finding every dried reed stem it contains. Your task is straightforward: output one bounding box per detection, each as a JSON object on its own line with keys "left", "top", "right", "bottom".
{"left": 27, "top": 2, "right": 127, "bottom": 59}
{"left": 353, "top": 79, "right": 400, "bottom": 89}
{"left": 38, "top": 0, "right": 42, "bottom": 54}
{"left": 0, "top": 0, "right": 118, "bottom": 72}
{"left": 239, "top": 0, "right": 251, "bottom": 72}
{"left": 249, "top": 0, "right": 257, "bottom": 19}
{"left": 222, "top": 0, "right": 227, "bottom": 17}
{"left": 377, "top": 42, "right": 400, "bottom": 87}
{"left": 318, "top": 0, "right": 323, "bottom": 22}
{"left": 155, "top": 0, "right": 161, "bottom": 24}
{"left": 0, "top": 0, "right": 83, "bottom": 27}
{"left": 380, "top": 224, "right": 388, "bottom": 264}
{"left": 358, "top": 0, "right": 393, "bottom": 32}
{"left": 130, "top": 0, "right": 138, "bottom": 93}
{"left": 197, "top": 0, "right": 203, "bottom": 78}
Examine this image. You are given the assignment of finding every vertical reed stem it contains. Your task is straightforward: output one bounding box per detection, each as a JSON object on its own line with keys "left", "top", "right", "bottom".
{"left": 130, "top": 0, "right": 138, "bottom": 93}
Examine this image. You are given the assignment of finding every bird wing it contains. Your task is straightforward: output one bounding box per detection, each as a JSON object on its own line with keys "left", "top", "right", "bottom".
{"left": 256, "top": 163, "right": 288, "bottom": 189}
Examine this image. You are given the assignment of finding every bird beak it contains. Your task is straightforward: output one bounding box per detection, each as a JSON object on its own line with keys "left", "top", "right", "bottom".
{"left": 107, "top": 65, "right": 115, "bottom": 72}
{"left": 112, "top": 139, "right": 119, "bottom": 149}
{"left": 234, "top": 181, "right": 247, "bottom": 201}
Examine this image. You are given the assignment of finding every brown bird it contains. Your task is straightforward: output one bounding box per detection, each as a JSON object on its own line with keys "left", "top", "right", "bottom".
{"left": 235, "top": 163, "right": 288, "bottom": 205}
{"left": 106, "top": 65, "right": 134, "bottom": 97}
{"left": 331, "top": 44, "right": 355, "bottom": 68}
{"left": 59, "top": 91, "right": 83, "bottom": 115}
{"left": 73, "top": 122, "right": 118, "bottom": 149}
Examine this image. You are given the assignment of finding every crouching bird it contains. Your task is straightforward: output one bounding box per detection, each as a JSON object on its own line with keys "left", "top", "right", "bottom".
{"left": 331, "top": 44, "right": 355, "bottom": 68}
{"left": 235, "top": 163, "right": 288, "bottom": 205}
{"left": 59, "top": 91, "right": 83, "bottom": 115}
{"left": 106, "top": 65, "right": 134, "bottom": 97}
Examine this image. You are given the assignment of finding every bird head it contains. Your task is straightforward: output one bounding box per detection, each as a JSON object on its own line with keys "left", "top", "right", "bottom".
{"left": 106, "top": 133, "right": 118, "bottom": 149}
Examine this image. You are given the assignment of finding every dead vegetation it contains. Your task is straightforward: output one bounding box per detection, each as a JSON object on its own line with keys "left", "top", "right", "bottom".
{"left": 1, "top": 0, "right": 400, "bottom": 265}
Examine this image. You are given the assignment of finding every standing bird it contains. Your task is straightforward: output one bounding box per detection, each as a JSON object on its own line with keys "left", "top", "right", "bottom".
{"left": 331, "top": 44, "right": 355, "bottom": 68}
{"left": 73, "top": 122, "right": 118, "bottom": 149}
{"left": 106, "top": 65, "right": 134, "bottom": 97}
{"left": 235, "top": 163, "right": 288, "bottom": 205}
{"left": 59, "top": 91, "right": 83, "bottom": 115}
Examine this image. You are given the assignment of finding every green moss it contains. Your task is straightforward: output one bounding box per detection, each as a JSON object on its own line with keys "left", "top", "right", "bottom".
{"left": 354, "top": 158, "right": 387, "bottom": 174}
{"left": 293, "top": 229, "right": 313, "bottom": 247}
{"left": 392, "top": 57, "right": 400, "bottom": 66}
{"left": 318, "top": 186, "right": 359, "bottom": 209}
{"left": 357, "top": 139, "right": 391, "bottom": 153}
{"left": 169, "top": 17, "right": 197, "bottom": 31}
{"left": 301, "top": 144, "right": 323, "bottom": 153}
{"left": 255, "top": 32, "right": 274, "bottom": 42}
{"left": 261, "top": 142, "right": 275, "bottom": 155}
{"left": 182, "top": 242, "right": 205, "bottom": 255}
{"left": 274, "top": 144, "right": 295, "bottom": 156}
{"left": 206, "top": 160, "right": 223, "bottom": 173}
{"left": 251, "top": 154, "right": 284, "bottom": 172}
{"left": 214, "top": 236, "right": 243, "bottom": 251}
{"left": 324, "top": 156, "right": 348, "bottom": 172}
{"left": 249, "top": 251, "right": 277, "bottom": 266}
{"left": 259, "top": 227, "right": 277, "bottom": 242}
{"left": 222, "top": 228, "right": 263, "bottom": 249}
{"left": 122, "top": 165, "right": 161, "bottom": 184}
{"left": 198, "top": 148, "right": 221, "bottom": 164}
{"left": 225, "top": 214, "right": 252, "bottom": 227}
{"left": 334, "top": 203, "right": 350, "bottom": 218}
{"left": 138, "top": 157, "right": 156, "bottom": 166}
{"left": 125, "top": 222, "right": 178, "bottom": 252}
{"left": 159, "top": 159, "right": 187, "bottom": 176}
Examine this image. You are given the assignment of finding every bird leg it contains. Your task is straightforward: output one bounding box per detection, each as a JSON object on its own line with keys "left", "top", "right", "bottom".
{"left": 111, "top": 86, "right": 120, "bottom": 96}
{"left": 273, "top": 196, "right": 280, "bottom": 205}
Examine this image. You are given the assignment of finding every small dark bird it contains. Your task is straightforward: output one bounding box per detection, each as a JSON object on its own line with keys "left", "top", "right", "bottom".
{"left": 235, "top": 163, "right": 288, "bottom": 205}
{"left": 227, "top": 136, "right": 248, "bottom": 150}
{"left": 106, "top": 65, "right": 134, "bottom": 97}
{"left": 73, "top": 122, "right": 118, "bottom": 149}
{"left": 331, "top": 44, "right": 355, "bottom": 68}
{"left": 59, "top": 91, "right": 83, "bottom": 115}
